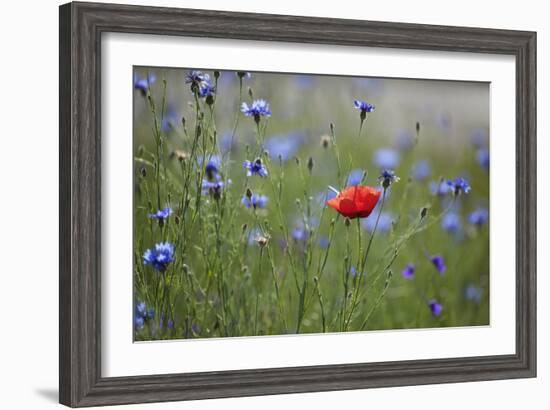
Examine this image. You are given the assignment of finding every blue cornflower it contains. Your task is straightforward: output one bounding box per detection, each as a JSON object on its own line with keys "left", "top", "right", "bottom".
{"left": 185, "top": 70, "right": 210, "bottom": 93}
{"left": 198, "top": 81, "right": 216, "bottom": 99}
{"left": 429, "top": 180, "right": 452, "bottom": 196}
{"left": 374, "top": 148, "right": 400, "bottom": 170}
{"left": 347, "top": 169, "right": 365, "bottom": 186}
{"left": 476, "top": 148, "right": 490, "bottom": 170}
{"left": 292, "top": 227, "right": 308, "bottom": 242}
{"left": 468, "top": 207, "right": 489, "bottom": 226}
{"left": 148, "top": 207, "right": 173, "bottom": 221}
{"left": 143, "top": 242, "right": 175, "bottom": 272}
{"left": 198, "top": 155, "right": 222, "bottom": 180}
{"left": 412, "top": 160, "right": 431, "bottom": 181}
{"left": 447, "top": 177, "right": 471, "bottom": 195}
{"left": 428, "top": 300, "right": 443, "bottom": 317}
{"left": 201, "top": 178, "right": 230, "bottom": 199}
{"left": 362, "top": 211, "right": 394, "bottom": 234}
{"left": 378, "top": 169, "right": 400, "bottom": 188}
{"left": 465, "top": 284, "right": 483, "bottom": 303}
{"left": 264, "top": 133, "right": 304, "bottom": 162}
{"left": 441, "top": 212, "right": 461, "bottom": 234}
{"left": 134, "top": 301, "right": 155, "bottom": 330}
{"left": 243, "top": 158, "right": 268, "bottom": 177}
{"left": 402, "top": 263, "right": 415, "bottom": 280}
{"left": 430, "top": 255, "right": 446, "bottom": 275}
{"left": 241, "top": 193, "right": 268, "bottom": 209}
{"left": 241, "top": 99, "right": 271, "bottom": 122}
{"left": 354, "top": 100, "right": 375, "bottom": 114}
{"left": 134, "top": 73, "right": 156, "bottom": 95}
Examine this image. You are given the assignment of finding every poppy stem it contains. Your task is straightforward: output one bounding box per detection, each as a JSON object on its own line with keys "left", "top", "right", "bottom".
{"left": 344, "top": 188, "right": 387, "bottom": 329}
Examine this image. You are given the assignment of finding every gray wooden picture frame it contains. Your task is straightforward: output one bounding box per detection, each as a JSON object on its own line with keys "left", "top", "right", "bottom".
{"left": 59, "top": 2, "right": 537, "bottom": 407}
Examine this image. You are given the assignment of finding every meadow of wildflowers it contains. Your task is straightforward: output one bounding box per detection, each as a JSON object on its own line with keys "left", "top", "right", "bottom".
{"left": 133, "top": 68, "right": 490, "bottom": 341}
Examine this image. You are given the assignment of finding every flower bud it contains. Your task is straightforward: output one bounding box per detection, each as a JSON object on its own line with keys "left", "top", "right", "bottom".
{"left": 307, "top": 157, "right": 314, "bottom": 173}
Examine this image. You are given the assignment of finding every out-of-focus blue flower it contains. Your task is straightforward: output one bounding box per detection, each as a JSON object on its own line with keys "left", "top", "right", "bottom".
{"left": 143, "top": 242, "right": 175, "bottom": 272}
{"left": 198, "top": 155, "right": 222, "bottom": 181}
{"left": 161, "top": 105, "right": 179, "bottom": 133}
{"left": 201, "top": 178, "right": 230, "bottom": 199}
{"left": 185, "top": 70, "right": 210, "bottom": 93}
{"left": 136, "top": 301, "right": 147, "bottom": 318}
{"left": 134, "top": 316, "right": 145, "bottom": 329}
{"left": 430, "top": 255, "right": 446, "bottom": 275}
{"left": 402, "top": 263, "right": 415, "bottom": 279}
{"left": 362, "top": 211, "right": 394, "bottom": 234}
{"left": 429, "top": 180, "right": 452, "bottom": 196}
{"left": 394, "top": 129, "right": 414, "bottom": 152}
{"left": 471, "top": 128, "right": 488, "bottom": 148}
{"left": 476, "top": 148, "right": 490, "bottom": 170}
{"left": 292, "top": 227, "right": 308, "bottom": 241}
{"left": 148, "top": 207, "right": 173, "bottom": 220}
{"left": 316, "top": 189, "right": 338, "bottom": 208}
{"left": 294, "top": 75, "right": 315, "bottom": 89}
{"left": 264, "top": 132, "right": 304, "bottom": 162}
{"left": 428, "top": 300, "right": 443, "bottom": 317}
{"left": 374, "top": 148, "right": 400, "bottom": 170}
{"left": 354, "top": 100, "right": 375, "bottom": 113}
{"left": 291, "top": 217, "right": 319, "bottom": 242}
{"left": 219, "top": 132, "right": 236, "bottom": 154}
{"left": 241, "top": 193, "right": 268, "bottom": 209}
{"left": 241, "top": 99, "right": 271, "bottom": 120}
{"left": 347, "top": 169, "right": 365, "bottom": 186}
{"left": 134, "top": 73, "right": 156, "bottom": 94}
{"left": 349, "top": 266, "right": 365, "bottom": 278}
{"left": 134, "top": 302, "right": 155, "bottom": 330}
{"left": 468, "top": 207, "right": 489, "bottom": 226}
{"left": 465, "top": 284, "right": 483, "bottom": 303}
{"left": 412, "top": 160, "right": 431, "bottom": 180}
{"left": 378, "top": 169, "right": 400, "bottom": 188}
{"left": 441, "top": 212, "right": 461, "bottom": 234}
{"left": 318, "top": 236, "right": 330, "bottom": 249}
{"left": 243, "top": 158, "right": 268, "bottom": 177}
{"left": 447, "top": 177, "right": 471, "bottom": 195}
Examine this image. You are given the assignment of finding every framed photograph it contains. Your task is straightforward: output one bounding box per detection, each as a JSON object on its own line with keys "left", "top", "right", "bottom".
{"left": 59, "top": 1, "right": 536, "bottom": 407}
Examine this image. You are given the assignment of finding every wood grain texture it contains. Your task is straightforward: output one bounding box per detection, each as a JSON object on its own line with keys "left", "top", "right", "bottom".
{"left": 59, "top": 2, "right": 537, "bottom": 407}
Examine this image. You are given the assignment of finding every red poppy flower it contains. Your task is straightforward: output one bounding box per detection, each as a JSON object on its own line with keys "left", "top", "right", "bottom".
{"left": 326, "top": 186, "right": 381, "bottom": 219}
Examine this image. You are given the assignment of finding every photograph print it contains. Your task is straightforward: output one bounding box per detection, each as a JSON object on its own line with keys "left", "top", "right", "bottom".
{"left": 133, "top": 67, "right": 490, "bottom": 341}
